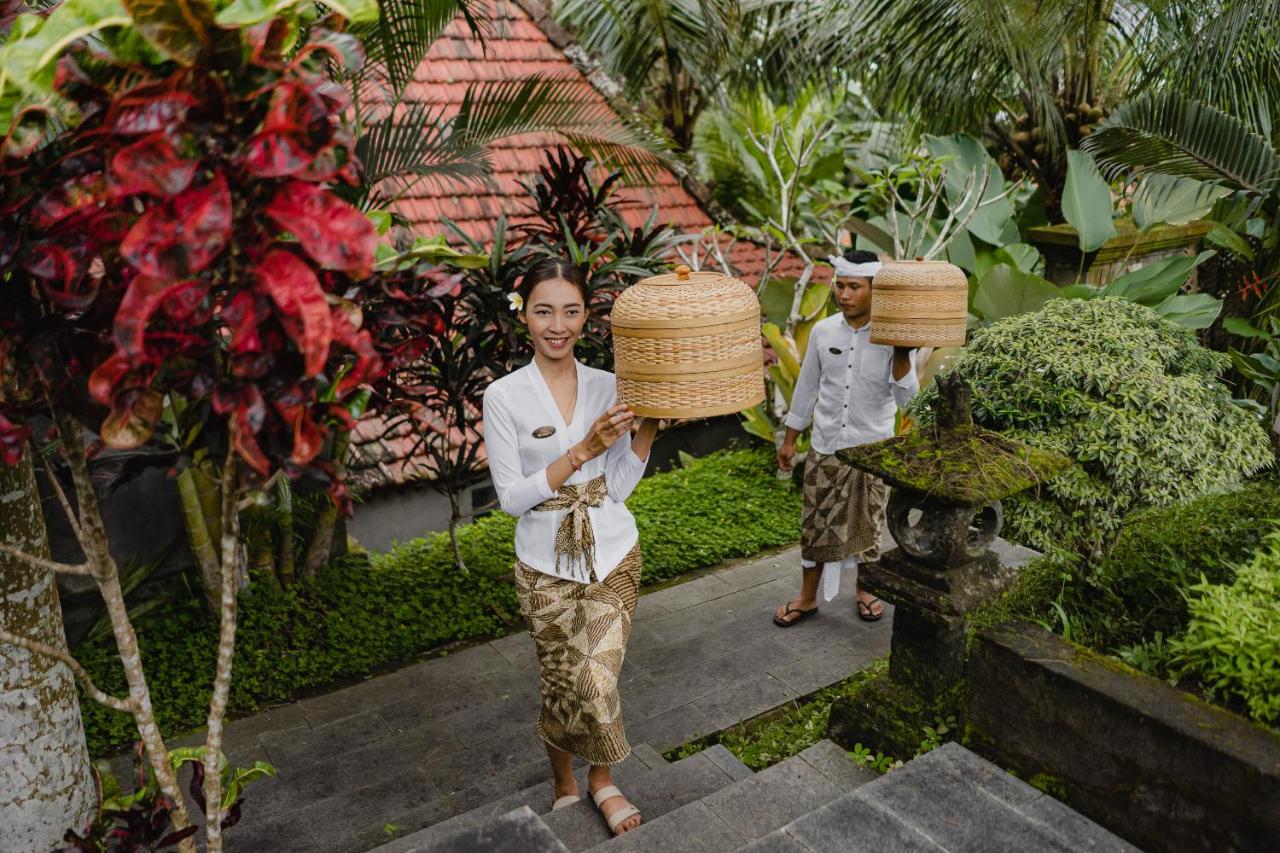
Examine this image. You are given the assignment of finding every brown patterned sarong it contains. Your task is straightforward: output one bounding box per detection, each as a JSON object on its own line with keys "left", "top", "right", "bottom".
{"left": 801, "top": 451, "right": 889, "bottom": 563}
{"left": 514, "top": 545, "right": 642, "bottom": 765}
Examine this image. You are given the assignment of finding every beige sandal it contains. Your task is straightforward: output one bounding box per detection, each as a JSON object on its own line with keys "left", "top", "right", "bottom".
{"left": 591, "top": 785, "right": 641, "bottom": 835}
{"left": 552, "top": 794, "right": 581, "bottom": 811}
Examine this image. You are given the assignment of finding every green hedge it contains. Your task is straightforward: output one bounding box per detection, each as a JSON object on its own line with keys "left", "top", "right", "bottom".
{"left": 1168, "top": 531, "right": 1280, "bottom": 725}
{"left": 76, "top": 447, "right": 802, "bottom": 757}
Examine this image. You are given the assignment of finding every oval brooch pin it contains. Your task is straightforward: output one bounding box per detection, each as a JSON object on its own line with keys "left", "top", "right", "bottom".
{"left": 532, "top": 425, "right": 557, "bottom": 439}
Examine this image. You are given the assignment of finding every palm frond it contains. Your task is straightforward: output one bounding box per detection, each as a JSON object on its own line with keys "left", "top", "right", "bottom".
{"left": 1082, "top": 92, "right": 1280, "bottom": 196}
{"left": 353, "top": 0, "right": 487, "bottom": 97}
{"left": 354, "top": 99, "right": 491, "bottom": 207}
{"left": 448, "top": 75, "right": 672, "bottom": 180}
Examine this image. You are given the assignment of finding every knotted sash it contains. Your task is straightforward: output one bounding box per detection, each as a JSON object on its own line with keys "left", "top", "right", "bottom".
{"left": 534, "top": 474, "right": 608, "bottom": 582}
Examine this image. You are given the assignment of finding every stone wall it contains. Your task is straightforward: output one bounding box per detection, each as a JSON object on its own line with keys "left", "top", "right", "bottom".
{"left": 966, "top": 622, "right": 1280, "bottom": 853}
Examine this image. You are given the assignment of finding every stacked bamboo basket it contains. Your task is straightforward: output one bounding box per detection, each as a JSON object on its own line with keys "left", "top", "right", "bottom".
{"left": 612, "top": 265, "right": 765, "bottom": 418}
{"left": 869, "top": 259, "right": 968, "bottom": 348}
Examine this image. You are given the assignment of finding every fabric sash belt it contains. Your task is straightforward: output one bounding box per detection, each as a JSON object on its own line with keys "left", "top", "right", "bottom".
{"left": 534, "top": 474, "right": 608, "bottom": 582}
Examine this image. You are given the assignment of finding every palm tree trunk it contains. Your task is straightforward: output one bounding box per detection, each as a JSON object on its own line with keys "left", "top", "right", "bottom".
{"left": 276, "top": 479, "right": 295, "bottom": 588}
{"left": 0, "top": 453, "right": 95, "bottom": 851}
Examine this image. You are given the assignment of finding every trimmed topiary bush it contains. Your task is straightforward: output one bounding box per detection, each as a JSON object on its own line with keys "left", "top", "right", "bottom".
{"left": 1168, "top": 530, "right": 1280, "bottom": 727}
{"left": 912, "top": 298, "right": 1273, "bottom": 557}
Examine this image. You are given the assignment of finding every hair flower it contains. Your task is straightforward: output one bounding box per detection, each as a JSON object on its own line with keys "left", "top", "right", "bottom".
{"left": 507, "top": 291, "right": 523, "bottom": 313}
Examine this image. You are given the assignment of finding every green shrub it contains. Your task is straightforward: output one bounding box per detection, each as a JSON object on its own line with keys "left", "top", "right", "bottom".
{"left": 76, "top": 447, "right": 802, "bottom": 756}
{"left": 1167, "top": 531, "right": 1280, "bottom": 726}
{"left": 1092, "top": 478, "right": 1280, "bottom": 649}
{"left": 912, "top": 298, "right": 1273, "bottom": 557}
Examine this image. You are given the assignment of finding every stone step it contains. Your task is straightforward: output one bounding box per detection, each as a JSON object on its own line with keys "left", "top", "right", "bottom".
{"left": 587, "top": 739, "right": 874, "bottom": 852}
{"left": 747, "top": 743, "right": 1139, "bottom": 853}
{"left": 367, "top": 745, "right": 667, "bottom": 853}
{"left": 543, "top": 745, "right": 752, "bottom": 851}
{"left": 416, "top": 805, "right": 567, "bottom": 853}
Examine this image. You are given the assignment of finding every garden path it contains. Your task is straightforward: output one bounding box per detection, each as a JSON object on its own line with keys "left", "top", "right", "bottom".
{"left": 138, "top": 543, "right": 892, "bottom": 852}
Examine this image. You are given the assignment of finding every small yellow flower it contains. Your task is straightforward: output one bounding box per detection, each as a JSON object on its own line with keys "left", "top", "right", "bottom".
{"left": 507, "top": 292, "right": 524, "bottom": 313}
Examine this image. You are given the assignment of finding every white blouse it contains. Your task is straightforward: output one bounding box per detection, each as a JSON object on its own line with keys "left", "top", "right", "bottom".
{"left": 482, "top": 360, "right": 649, "bottom": 582}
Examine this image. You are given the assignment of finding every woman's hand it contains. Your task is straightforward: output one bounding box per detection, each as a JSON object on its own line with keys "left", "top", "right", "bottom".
{"left": 576, "top": 404, "right": 636, "bottom": 460}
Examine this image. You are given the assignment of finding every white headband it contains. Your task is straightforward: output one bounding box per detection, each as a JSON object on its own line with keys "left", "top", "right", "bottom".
{"left": 829, "top": 255, "right": 882, "bottom": 279}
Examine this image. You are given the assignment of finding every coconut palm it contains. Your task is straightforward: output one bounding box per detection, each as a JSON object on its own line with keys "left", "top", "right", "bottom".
{"left": 779, "top": 0, "right": 1251, "bottom": 218}
{"left": 553, "top": 0, "right": 806, "bottom": 151}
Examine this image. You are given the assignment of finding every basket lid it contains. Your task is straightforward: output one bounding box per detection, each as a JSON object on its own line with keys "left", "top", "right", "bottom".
{"left": 614, "top": 264, "right": 758, "bottom": 323}
{"left": 874, "top": 259, "right": 968, "bottom": 289}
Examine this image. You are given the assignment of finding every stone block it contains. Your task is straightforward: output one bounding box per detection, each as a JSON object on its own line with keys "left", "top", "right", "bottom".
{"left": 600, "top": 800, "right": 744, "bottom": 853}
{"left": 779, "top": 791, "right": 939, "bottom": 853}
{"left": 966, "top": 623, "right": 1280, "bottom": 853}
{"left": 416, "top": 806, "right": 567, "bottom": 853}
{"left": 797, "top": 740, "right": 879, "bottom": 792}
{"left": 701, "top": 754, "right": 842, "bottom": 841}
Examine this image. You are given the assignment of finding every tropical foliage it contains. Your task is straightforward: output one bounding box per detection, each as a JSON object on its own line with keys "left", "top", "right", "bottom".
{"left": 911, "top": 298, "right": 1273, "bottom": 559}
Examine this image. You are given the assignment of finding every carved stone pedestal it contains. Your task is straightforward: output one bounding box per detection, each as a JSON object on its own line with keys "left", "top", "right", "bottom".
{"left": 825, "top": 374, "right": 1072, "bottom": 758}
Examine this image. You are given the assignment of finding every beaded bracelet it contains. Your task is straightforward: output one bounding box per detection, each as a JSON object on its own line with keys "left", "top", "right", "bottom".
{"left": 566, "top": 448, "right": 583, "bottom": 472}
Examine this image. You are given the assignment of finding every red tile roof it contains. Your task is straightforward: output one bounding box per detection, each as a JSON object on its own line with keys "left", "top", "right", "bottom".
{"left": 388, "top": 0, "right": 808, "bottom": 284}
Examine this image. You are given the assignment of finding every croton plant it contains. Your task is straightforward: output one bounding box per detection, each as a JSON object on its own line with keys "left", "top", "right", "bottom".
{"left": 0, "top": 3, "right": 408, "bottom": 509}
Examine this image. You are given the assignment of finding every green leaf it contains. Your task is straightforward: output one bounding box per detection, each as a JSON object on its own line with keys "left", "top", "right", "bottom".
{"left": 1062, "top": 150, "right": 1118, "bottom": 253}
{"left": 945, "top": 227, "right": 977, "bottom": 273}
{"left": 924, "top": 133, "right": 1015, "bottom": 246}
{"left": 758, "top": 278, "right": 796, "bottom": 328}
{"left": 972, "top": 264, "right": 1061, "bottom": 322}
{"left": 367, "top": 210, "right": 393, "bottom": 235}
{"left": 1082, "top": 92, "right": 1280, "bottom": 197}
{"left": 992, "top": 243, "right": 1041, "bottom": 274}
{"left": 0, "top": 0, "right": 132, "bottom": 129}
{"left": 217, "top": 0, "right": 377, "bottom": 27}
{"left": 1131, "top": 175, "right": 1230, "bottom": 230}
{"left": 1203, "top": 221, "right": 1256, "bottom": 261}
{"left": 121, "top": 0, "right": 214, "bottom": 65}
{"left": 846, "top": 215, "right": 895, "bottom": 255}
{"left": 1223, "top": 317, "right": 1269, "bottom": 339}
{"left": 1102, "top": 251, "right": 1215, "bottom": 306}
{"left": 1153, "top": 293, "right": 1223, "bottom": 329}
{"left": 1060, "top": 283, "right": 1103, "bottom": 299}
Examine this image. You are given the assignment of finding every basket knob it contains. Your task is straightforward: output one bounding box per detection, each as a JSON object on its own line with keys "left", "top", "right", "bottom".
{"left": 674, "top": 264, "right": 691, "bottom": 281}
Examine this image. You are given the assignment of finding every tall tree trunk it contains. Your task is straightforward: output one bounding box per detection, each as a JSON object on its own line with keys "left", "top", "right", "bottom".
{"left": 448, "top": 489, "right": 466, "bottom": 573}
{"left": 276, "top": 478, "right": 295, "bottom": 588}
{"left": 301, "top": 431, "right": 351, "bottom": 580}
{"left": 0, "top": 454, "right": 96, "bottom": 851}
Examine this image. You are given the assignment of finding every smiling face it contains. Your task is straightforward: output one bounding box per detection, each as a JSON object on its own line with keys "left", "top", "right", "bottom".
{"left": 522, "top": 277, "right": 586, "bottom": 361}
{"left": 832, "top": 275, "right": 873, "bottom": 324}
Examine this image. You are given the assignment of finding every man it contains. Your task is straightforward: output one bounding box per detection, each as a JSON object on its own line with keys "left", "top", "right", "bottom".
{"left": 773, "top": 249, "right": 918, "bottom": 627}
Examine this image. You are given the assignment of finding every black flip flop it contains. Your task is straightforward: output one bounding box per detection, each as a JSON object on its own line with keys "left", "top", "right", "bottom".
{"left": 857, "top": 597, "right": 885, "bottom": 622}
{"left": 773, "top": 604, "right": 818, "bottom": 628}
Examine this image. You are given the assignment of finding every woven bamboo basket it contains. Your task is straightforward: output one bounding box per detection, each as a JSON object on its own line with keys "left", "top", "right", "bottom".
{"left": 612, "top": 265, "right": 765, "bottom": 418}
{"left": 870, "top": 259, "right": 968, "bottom": 348}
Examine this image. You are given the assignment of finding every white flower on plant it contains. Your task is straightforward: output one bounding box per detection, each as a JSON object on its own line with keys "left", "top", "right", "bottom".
{"left": 507, "top": 292, "right": 524, "bottom": 313}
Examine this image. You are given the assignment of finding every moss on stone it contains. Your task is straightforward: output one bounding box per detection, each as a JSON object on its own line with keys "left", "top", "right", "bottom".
{"left": 837, "top": 424, "right": 1072, "bottom": 507}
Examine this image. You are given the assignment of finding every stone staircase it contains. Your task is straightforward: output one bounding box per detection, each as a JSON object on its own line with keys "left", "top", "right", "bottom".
{"left": 368, "top": 741, "right": 1136, "bottom": 852}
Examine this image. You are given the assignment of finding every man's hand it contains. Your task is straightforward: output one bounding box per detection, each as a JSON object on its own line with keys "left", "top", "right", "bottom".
{"left": 891, "top": 346, "right": 916, "bottom": 381}
{"left": 776, "top": 442, "right": 797, "bottom": 472}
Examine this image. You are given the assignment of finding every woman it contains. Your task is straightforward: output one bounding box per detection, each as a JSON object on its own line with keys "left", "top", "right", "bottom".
{"left": 482, "top": 257, "right": 659, "bottom": 836}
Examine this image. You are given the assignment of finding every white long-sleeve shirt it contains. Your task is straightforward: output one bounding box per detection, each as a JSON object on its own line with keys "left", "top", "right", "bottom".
{"left": 783, "top": 314, "right": 918, "bottom": 600}
{"left": 482, "top": 360, "right": 649, "bottom": 582}
{"left": 783, "top": 313, "right": 919, "bottom": 455}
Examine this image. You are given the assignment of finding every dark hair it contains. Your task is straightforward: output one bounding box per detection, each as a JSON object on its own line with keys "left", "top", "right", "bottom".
{"left": 517, "top": 257, "right": 588, "bottom": 305}
{"left": 842, "top": 248, "right": 880, "bottom": 265}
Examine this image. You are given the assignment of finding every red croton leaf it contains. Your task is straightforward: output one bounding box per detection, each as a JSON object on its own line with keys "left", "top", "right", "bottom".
{"left": 109, "top": 90, "right": 198, "bottom": 135}
{"left": 255, "top": 249, "right": 333, "bottom": 377}
{"left": 276, "top": 402, "right": 325, "bottom": 465}
{"left": 121, "top": 173, "right": 232, "bottom": 280}
{"left": 330, "top": 307, "right": 383, "bottom": 394}
{"left": 31, "top": 172, "right": 109, "bottom": 229}
{"left": 114, "top": 276, "right": 204, "bottom": 358}
{"left": 0, "top": 413, "right": 32, "bottom": 466}
{"left": 88, "top": 353, "right": 136, "bottom": 405}
{"left": 241, "top": 80, "right": 333, "bottom": 178}
{"left": 111, "top": 132, "right": 197, "bottom": 197}
{"left": 264, "top": 182, "right": 376, "bottom": 277}
{"left": 100, "top": 387, "right": 164, "bottom": 450}
{"left": 230, "top": 387, "right": 271, "bottom": 475}
{"left": 24, "top": 244, "right": 100, "bottom": 311}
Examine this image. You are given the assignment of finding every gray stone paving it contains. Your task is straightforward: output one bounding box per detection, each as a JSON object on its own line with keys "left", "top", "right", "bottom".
{"left": 156, "top": 544, "right": 894, "bottom": 853}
